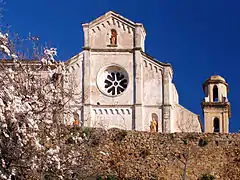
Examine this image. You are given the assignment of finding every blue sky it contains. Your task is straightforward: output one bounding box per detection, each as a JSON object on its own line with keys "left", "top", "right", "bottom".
{"left": 3, "top": 0, "right": 240, "bottom": 132}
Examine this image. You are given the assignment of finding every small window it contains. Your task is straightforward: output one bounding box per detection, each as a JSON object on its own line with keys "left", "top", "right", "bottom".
{"left": 213, "top": 85, "right": 218, "bottom": 102}
{"left": 213, "top": 118, "right": 220, "bottom": 132}
{"left": 110, "top": 29, "right": 117, "bottom": 45}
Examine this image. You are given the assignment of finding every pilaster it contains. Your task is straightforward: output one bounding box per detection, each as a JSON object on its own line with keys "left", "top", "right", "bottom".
{"left": 135, "top": 23, "right": 146, "bottom": 51}
{"left": 82, "top": 23, "right": 90, "bottom": 48}
{"left": 133, "top": 23, "right": 144, "bottom": 129}
{"left": 162, "top": 66, "right": 173, "bottom": 132}
{"left": 82, "top": 48, "right": 92, "bottom": 126}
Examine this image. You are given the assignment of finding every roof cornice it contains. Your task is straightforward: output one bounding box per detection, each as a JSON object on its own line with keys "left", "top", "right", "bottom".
{"left": 83, "top": 11, "right": 146, "bottom": 34}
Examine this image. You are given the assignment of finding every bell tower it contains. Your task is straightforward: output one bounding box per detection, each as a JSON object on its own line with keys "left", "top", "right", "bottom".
{"left": 201, "top": 75, "right": 231, "bottom": 133}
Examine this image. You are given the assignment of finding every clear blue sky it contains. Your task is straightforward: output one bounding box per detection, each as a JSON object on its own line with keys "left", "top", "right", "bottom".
{"left": 3, "top": 0, "right": 240, "bottom": 132}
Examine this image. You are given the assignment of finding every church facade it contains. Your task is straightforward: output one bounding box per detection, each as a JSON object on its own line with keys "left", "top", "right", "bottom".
{"left": 66, "top": 11, "right": 202, "bottom": 132}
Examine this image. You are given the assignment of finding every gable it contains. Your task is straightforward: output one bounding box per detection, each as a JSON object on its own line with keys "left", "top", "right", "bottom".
{"left": 89, "top": 11, "right": 135, "bottom": 27}
{"left": 82, "top": 11, "right": 146, "bottom": 50}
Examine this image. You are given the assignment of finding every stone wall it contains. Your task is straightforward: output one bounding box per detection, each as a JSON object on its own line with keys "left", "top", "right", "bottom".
{"left": 142, "top": 56, "right": 163, "bottom": 106}
{"left": 172, "top": 104, "right": 202, "bottom": 132}
{"left": 75, "top": 128, "right": 240, "bottom": 179}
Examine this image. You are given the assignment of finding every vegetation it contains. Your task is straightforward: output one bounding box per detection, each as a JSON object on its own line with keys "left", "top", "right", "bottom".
{"left": 199, "top": 174, "right": 215, "bottom": 180}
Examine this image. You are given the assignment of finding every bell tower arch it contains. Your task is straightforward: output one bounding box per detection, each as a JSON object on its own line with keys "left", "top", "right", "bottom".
{"left": 201, "top": 75, "right": 231, "bottom": 133}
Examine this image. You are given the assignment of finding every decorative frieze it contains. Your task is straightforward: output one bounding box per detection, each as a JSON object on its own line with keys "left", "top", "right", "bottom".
{"left": 93, "top": 108, "right": 131, "bottom": 115}
{"left": 143, "top": 59, "right": 162, "bottom": 76}
{"left": 90, "top": 17, "right": 134, "bottom": 35}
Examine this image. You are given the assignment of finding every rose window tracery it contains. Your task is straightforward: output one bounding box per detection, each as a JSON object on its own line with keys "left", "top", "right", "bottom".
{"left": 104, "top": 72, "right": 128, "bottom": 96}
{"left": 97, "top": 65, "right": 129, "bottom": 97}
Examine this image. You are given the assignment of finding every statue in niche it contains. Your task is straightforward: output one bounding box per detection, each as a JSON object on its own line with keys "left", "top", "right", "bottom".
{"left": 73, "top": 111, "right": 80, "bottom": 126}
{"left": 150, "top": 113, "right": 158, "bottom": 132}
{"left": 110, "top": 29, "right": 117, "bottom": 45}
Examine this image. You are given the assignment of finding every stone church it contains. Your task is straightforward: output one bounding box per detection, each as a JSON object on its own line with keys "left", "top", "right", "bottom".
{"left": 0, "top": 11, "right": 231, "bottom": 133}
{"left": 65, "top": 11, "right": 203, "bottom": 133}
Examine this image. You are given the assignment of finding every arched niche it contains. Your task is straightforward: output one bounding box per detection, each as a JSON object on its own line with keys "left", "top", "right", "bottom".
{"left": 213, "top": 117, "right": 220, "bottom": 132}
{"left": 213, "top": 85, "right": 218, "bottom": 102}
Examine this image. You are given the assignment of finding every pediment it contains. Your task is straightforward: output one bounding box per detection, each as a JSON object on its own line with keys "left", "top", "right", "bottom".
{"left": 82, "top": 11, "right": 146, "bottom": 50}
{"left": 85, "top": 11, "right": 145, "bottom": 35}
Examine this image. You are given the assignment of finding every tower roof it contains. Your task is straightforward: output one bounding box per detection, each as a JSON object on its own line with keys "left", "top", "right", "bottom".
{"left": 207, "top": 75, "right": 226, "bottom": 82}
{"left": 203, "top": 75, "right": 227, "bottom": 85}
{"left": 203, "top": 75, "right": 229, "bottom": 91}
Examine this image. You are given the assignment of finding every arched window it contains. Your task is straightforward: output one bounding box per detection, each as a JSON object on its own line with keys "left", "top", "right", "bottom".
{"left": 213, "top": 118, "right": 220, "bottom": 132}
{"left": 213, "top": 85, "right": 218, "bottom": 102}
{"left": 110, "top": 29, "right": 117, "bottom": 45}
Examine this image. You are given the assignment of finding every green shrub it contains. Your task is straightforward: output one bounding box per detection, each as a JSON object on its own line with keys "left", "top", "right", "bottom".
{"left": 184, "top": 133, "right": 196, "bottom": 141}
{"left": 111, "top": 130, "right": 127, "bottom": 142}
{"left": 96, "top": 175, "right": 117, "bottom": 180}
{"left": 82, "top": 127, "right": 92, "bottom": 138}
{"left": 89, "top": 133, "right": 101, "bottom": 147}
{"left": 140, "top": 149, "right": 151, "bottom": 159}
{"left": 182, "top": 139, "right": 188, "bottom": 145}
{"left": 66, "top": 136, "right": 74, "bottom": 144}
{"left": 170, "top": 133, "right": 175, "bottom": 139}
{"left": 199, "top": 174, "right": 215, "bottom": 180}
{"left": 198, "top": 138, "right": 208, "bottom": 147}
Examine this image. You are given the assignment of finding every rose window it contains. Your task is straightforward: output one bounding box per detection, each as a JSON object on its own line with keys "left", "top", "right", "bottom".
{"left": 97, "top": 65, "right": 129, "bottom": 96}
{"left": 104, "top": 72, "right": 128, "bottom": 96}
